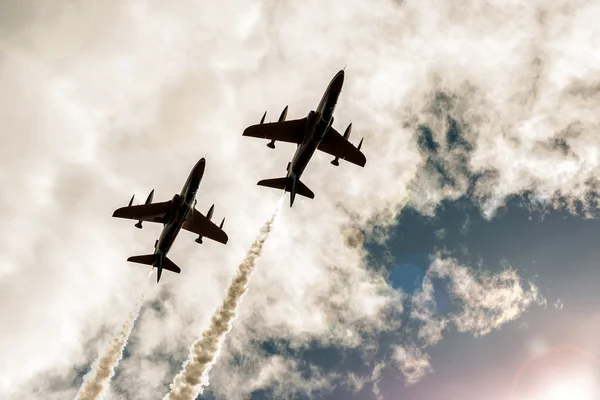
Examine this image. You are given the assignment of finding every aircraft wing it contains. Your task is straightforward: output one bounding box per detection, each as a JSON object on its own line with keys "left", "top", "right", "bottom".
{"left": 182, "top": 208, "right": 229, "bottom": 244}
{"left": 318, "top": 128, "right": 367, "bottom": 167}
{"left": 242, "top": 118, "right": 307, "bottom": 144}
{"left": 112, "top": 200, "right": 172, "bottom": 223}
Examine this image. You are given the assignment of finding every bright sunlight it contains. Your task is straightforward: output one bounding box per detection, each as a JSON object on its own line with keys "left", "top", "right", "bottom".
{"left": 531, "top": 376, "right": 597, "bottom": 400}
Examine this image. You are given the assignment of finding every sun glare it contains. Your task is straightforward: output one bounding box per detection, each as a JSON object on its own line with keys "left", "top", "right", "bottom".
{"left": 512, "top": 346, "right": 600, "bottom": 400}
{"left": 538, "top": 377, "right": 596, "bottom": 400}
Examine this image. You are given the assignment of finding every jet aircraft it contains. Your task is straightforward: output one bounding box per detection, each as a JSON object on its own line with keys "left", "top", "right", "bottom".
{"left": 112, "top": 158, "right": 228, "bottom": 282}
{"left": 242, "top": 70, "right": 366, "bottom": 207}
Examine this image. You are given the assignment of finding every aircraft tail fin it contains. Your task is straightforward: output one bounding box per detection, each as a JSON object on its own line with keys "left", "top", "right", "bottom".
{"left": 127, "top": 253, "right": 181, "bottom": 283}
{"left": 257, "top": 176, "right": 314, "bottom": 207}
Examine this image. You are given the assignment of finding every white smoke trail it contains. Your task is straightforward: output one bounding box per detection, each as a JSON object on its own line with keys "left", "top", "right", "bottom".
{"left": 74, "top": 293, "right": 145, "bottom": 400}
{"left": 165, "top": 197, "right": 284, "bottom": 400}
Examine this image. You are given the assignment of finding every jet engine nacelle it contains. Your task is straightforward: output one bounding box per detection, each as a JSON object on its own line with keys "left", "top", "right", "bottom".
{"left": 195, "top": 204, "right": 215, "bottom": 244}
{"left": 135, "top": 189, "right": 155, "bottom": 229}
{"left": 331, "top": 123, "right": 353, "bottom": 166}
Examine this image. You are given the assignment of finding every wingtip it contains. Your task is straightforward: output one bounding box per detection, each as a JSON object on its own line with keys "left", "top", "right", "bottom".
{"left": 242, "top": 126, "right": 253, "bottom": 137}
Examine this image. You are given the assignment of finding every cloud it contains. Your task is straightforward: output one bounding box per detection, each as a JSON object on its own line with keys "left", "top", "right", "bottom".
{"left": 206, "top": 352, "right": 337, "bottom": 400}
{"left": 392, "top": 346, "right": 433, "bottom": 386}
{"left": 411, "top": 256, "right": 545, "bottom": 344}
{"left": 429, "top": 256, "right": 546, "bottom": 336}
{"left": 554, "top": 298, "right": 564, "bottom": 309}
{"left": 0, "top": 0, "right": 596, "bottom": 398}
{"left": 397, "top": 255, "right": 545, "bottom": 384}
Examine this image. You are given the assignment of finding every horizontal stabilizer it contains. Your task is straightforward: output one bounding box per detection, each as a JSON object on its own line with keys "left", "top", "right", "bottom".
{"left": 257, "top": 177, "right": 289, "bottom": 191}
{"left": 127, "top": 254, "right": 155, "bottom": 265}
{"left": 161, "top": 256, "right": 181, "bottom": 274}
{"left": 257, "top": 176, "right": 315, "bottom": 199}
{"left": 127, "top": 254, "right": 181, "bottom": 274}
{"left": 295, "top": 179, "right": 315, "bottom": 199}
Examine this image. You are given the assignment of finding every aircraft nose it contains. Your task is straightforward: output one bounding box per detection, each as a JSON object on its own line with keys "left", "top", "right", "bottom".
{"left": 331, "top": 70, "right": 344, "bottom": 92}
{"left": 193, "top": 158, "right": 206, "bottom": 178}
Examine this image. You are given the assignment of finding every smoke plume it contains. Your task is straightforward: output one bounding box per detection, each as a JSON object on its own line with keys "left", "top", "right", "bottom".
{"left": 165, "top": 199, "right": 283, "bottom": 400}
{"left": 74, "top": 295, "right": 144, "bottom": 400}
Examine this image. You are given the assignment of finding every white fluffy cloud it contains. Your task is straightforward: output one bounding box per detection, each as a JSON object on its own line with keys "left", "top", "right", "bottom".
{"left": 412, "top": 255, "right": 545, "bottom": 343}
{"left": 0, "top": 0, "right": 597, "bottom": 398}
{"left": 392, "top": 346, "right": 433, "bottom": 386}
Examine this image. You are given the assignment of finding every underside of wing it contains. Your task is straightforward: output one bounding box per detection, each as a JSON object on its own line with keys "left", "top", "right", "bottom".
{"left": 112, "top": 201, "right": 171, "bottom": 224}
{"left": 182, "top": 209, "right": 228, "bottom": 244}
{"left": 318, "top": 128, "right": 367, "bottom": 167}
{"left": 242, "top": 118, "right": 307, "bottom": 144}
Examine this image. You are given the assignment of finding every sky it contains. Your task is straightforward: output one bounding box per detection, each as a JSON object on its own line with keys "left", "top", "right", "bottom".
{"left": 1, "top": 0, "right": 600, "bottom": 399}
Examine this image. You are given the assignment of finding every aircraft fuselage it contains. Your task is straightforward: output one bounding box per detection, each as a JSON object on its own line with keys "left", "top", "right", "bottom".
{"left": 153, "top": 158, "right": 205, "bottom": 266}
{"left": 287, "top": 70, "right": 344, "bottom": 181}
